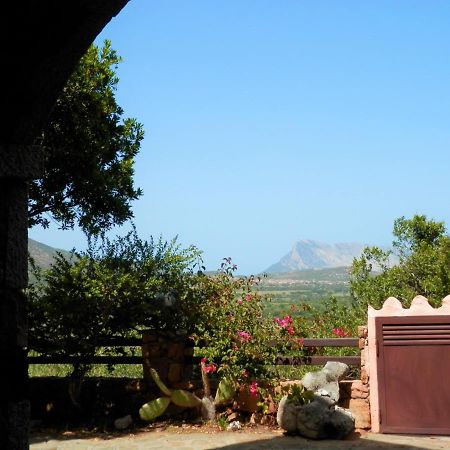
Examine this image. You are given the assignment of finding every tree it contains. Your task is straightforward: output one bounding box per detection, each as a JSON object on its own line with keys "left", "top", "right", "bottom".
{"left": 29, "top": 40, "right": 144, "bottom": 234}
{"left": 350, "top": 215, "right": 450, "bottom": 312}
{"left": 29, "top": 229, "right": 202, "bottom": 377}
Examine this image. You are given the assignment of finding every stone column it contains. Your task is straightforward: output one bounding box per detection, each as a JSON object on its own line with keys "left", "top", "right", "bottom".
{"left": 349, "top": 326, "right": 371, "bottom": 429}
{"left": 142, "top": 330, "right": 196, "bottom": 390}
{"left": 338, "top": 326, "right": 371, "bottom": 430}
{"left": 0, "top": 145, "right": 43, "bottom": 450}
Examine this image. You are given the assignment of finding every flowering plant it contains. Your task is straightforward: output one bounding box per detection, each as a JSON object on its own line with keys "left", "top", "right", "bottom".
{"left": 332, "top": 327, "right": 351, "bottom": 338}
{"left": 191, "top": 258, "right": 280, "bottom": 387}
{"left": 201, "top": 358, "right": 217, "bottom": 374}
{"left": 249, "top": 380, "right": 259, "bottom": 397}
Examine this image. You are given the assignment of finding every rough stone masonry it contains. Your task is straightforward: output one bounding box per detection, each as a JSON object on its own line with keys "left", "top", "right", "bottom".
{"left": 0, "top": 2, "right": 129, "bottom": 448}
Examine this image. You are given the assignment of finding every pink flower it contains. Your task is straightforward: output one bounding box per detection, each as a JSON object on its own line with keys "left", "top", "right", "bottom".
{"left": 245, "top": 294, "right": 252, "bottom": 301}
{"left": 287, "top": 326, "right": 295, "bottom": 335}
{"left": 237, "top": 299, "right": 243, "bottom": 305}
{"left": 237, "top": 330, "right": 252, "bottom": 342}
{"left": 200, "top": 358, "right": 217, "bottom": 373}
{"left": 332, "top": 327, "right": 351, "bottom": 338}
{"left": 203, "top": 363, "right": 217, "bottom": 373}
{"left": 249, "top": 380, "right": 259, "bottom": 397}
{"left": 296, "top": 337, "right": 305, "bottom": 346}
{"left": 274, "top": 315, "right": 293, "bottom": 328}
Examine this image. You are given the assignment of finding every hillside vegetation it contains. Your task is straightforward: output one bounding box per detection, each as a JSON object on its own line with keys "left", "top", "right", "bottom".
{"left": 258, "top": 267, "right": 351, "bottom": 317}
{"left": 28, "top": 238, "right": 71, "bottom": 269}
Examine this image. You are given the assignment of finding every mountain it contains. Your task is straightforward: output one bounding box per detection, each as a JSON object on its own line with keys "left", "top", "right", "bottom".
{"left": 265, "top": 240, "right": 367, "bottom": 273}
{"left": 28, "top": 238, "right": 71, "bottom": 269}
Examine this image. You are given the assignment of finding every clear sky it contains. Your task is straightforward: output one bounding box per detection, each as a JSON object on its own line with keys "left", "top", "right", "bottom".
{"left": 30, "top": 0, "right": 450, "bottom": 274}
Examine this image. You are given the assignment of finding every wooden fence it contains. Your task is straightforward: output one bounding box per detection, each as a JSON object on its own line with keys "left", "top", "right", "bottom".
{"left": 275, "top": 338, "right": 360, "bottom": 366}
{"left": 27, "top": 337, "right": 144, "bottom": 365}
{"left": 28, "top": 337, "right": 360, "bottom": 368}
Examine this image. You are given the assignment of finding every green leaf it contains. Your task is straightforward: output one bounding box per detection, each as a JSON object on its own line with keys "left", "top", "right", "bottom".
{"left": 139, "top": 397, "right": 171, "bottom": 421}
{"left": 214, "top": 377, "right": 236, "bottom": 404}
{"left": 171, "top": 389, "right": 202, "bottom": 408}
{"left": 150, "top": 368, "right": 172, "bottom": 396}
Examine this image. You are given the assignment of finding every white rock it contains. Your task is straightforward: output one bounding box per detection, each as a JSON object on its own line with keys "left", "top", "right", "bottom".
{"left": 227, "top": 420, "right": 242, "bottom": 431}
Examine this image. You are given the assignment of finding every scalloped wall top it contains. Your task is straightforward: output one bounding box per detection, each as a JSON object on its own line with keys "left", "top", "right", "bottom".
{"left": 368, "top": 295, "right": 450, "bottom": 317}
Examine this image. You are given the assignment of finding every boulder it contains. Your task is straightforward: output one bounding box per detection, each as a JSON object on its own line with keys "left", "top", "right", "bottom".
{"left": 301, "top": 362, "right": 349, "bottom": 403}
{"left": 277, "top": 363, "right": 355, "bottom": 439}
{"left": 277, "top": 394, "right": 354, "bottom": 439}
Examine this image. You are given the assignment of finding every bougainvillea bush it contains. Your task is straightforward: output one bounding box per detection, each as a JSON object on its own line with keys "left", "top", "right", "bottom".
{"left": 190, "top": 259, "right": 282, "bottom": 393}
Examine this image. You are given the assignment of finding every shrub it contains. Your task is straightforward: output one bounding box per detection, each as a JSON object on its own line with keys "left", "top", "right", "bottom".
{"left": 28, "top": 228, "right": 202, "bottom": 376}
{"left": 190, "top": 259, "right": 281, "bottom": 386}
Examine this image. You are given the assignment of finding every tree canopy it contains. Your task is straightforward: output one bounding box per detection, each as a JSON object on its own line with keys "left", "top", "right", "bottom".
{"left": 350, "top": 215, "right": 450, "bottom": 311}
{"left": 29, "top": 40, "right": 144, "bottom": 234}
{"left": 29, "top": 229, "right": 202, "bottom": 376}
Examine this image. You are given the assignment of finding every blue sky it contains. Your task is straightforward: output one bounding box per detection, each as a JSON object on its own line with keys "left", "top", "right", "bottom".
{"left": 30, "top": 0, "right": 450, "bottom": 274}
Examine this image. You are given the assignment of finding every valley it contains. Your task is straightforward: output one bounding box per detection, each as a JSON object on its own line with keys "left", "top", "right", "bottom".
{"left": 257, "top": 267, "right": 352, "bottom": 317}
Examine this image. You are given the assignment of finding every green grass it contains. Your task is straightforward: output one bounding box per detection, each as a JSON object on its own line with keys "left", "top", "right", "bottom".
{"left": 28, "top": 347, "right": 144, "bottom": 378}
{"left": 29, "top": 363, "right": 143, "bottom": 378}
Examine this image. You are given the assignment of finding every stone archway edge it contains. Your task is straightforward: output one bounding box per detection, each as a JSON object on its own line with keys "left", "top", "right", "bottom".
{"left": 367, "top": 295, "right": 450, "bottom": 432}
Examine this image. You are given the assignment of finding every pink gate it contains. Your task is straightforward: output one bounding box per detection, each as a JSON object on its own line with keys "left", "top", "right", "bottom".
{"left": 368, "top": 295, "right": 450, "bottom": 434}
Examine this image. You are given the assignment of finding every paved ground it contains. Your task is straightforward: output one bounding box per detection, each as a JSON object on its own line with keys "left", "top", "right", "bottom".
{"left": 30, "top": 428, "right": 450, "bottom": 450}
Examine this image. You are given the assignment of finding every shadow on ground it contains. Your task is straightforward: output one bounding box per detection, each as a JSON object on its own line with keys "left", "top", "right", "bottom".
{"left": 30, "top": 428, "right": 450, "bottom": 450}
{"left": 210, "top": 434, "right": 446, "bottom": 450}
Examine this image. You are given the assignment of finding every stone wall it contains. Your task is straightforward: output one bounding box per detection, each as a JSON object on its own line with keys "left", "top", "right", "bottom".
{"left": 339, "top": 325, "right": 371, "bottom": 430}
{"left": 141, "top": 331, "right": 197, "bottom": 389}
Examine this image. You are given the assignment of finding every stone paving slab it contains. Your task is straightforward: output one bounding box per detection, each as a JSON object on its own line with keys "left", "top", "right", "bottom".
{"left": 30, "top": 429, "right": 450, "bottom": 450}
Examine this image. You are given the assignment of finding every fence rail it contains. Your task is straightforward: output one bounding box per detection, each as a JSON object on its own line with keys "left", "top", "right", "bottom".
{"left": 27, "top": 337, "right": 360, "bottom": 367}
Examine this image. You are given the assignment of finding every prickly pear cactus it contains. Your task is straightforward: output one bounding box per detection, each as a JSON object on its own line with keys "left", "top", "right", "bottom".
{"left": 139, "top": 397, "right": 171, "bottom": 421}
{"left": 139, "top": 368, "right": 202, "bottom": 422}
{"left": 214, "top": 377, "right": 236, "bottom": 405}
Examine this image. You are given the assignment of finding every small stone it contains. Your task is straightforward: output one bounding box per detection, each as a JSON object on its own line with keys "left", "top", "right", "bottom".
{"left": 358, "top": 326, "right": 368, "bottom": 339}
{"left": 360, "top": 367, "right": 369, "bottom": 385}
{"left": 360, "top": 351, "right": 366, "bottom": 366}
{"left": 348, "top": 398, "right": 371, "bottom": 429}
{"left": 317, "top": 389, "right": 330, "bottom": 397}
{"left": 114, "top": 414, "right": 133, "bottom": 430}
{"left": 350, "top": 380, "right": 369, "bottom": 399}
{"left": 227, "top": 420, "right": 242, "bottom": 431}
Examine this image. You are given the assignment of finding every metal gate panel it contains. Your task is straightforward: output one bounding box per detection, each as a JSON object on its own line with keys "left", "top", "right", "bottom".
{"left": 376, "top": 315, "right": 450, "bottom": 434}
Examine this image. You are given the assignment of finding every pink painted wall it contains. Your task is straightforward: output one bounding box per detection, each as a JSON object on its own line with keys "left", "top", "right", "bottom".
{"left": 367, "top": 295, "right": 450, "bottom": 432}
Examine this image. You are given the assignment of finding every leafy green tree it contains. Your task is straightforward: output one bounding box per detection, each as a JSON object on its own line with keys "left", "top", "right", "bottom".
{"left": 350, "top": 215, "right": 450, "bottom": 311}
{"left": 28, "top": 229, "right": 202, "bottom": 376}
{"left": 29, "top": 40, "right": 144, "bottom": 234}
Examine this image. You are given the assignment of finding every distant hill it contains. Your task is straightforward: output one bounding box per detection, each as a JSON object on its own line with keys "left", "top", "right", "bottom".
{"left": 265, "top": 240, "right": 367, "bottom": 273}
{"left": 28, "top": 238, "right": 71, "bottom": 269}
